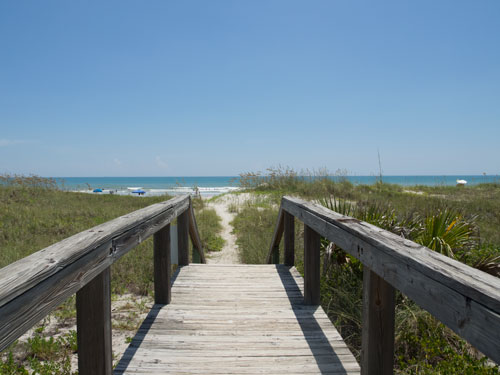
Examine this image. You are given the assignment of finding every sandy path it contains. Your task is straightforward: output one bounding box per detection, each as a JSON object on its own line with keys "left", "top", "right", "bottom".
{"left": 205, "top": 193, "right": 251, "bottom": 264}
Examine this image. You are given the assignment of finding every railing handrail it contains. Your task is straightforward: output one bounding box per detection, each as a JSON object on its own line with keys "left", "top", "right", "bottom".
{"left": 0, "top": 194, "right": 205, "bottom": 354}
{"left": 267, "top": 195, "right": 500, "bottom": 371}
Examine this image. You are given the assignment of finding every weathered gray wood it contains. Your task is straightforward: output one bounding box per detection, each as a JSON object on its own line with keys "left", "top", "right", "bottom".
{"left": 304, "top": 225, "right": 320, "bottom": 305}
{"left": 0, "top": 194, "right": 189, "bottom": 308}
{"left": 0, "top": 195, "right": 190, "bottom": 352}
{"left": 284, "top": 211, "right": 295, "bottom": 266}
{"left": 266, "top": 208, "right": 284, "bottom": 264}
{"left": 154, "top": 224, "right": 171, "bottom": 305}
{"left": 361, "top": 267, "right": 395, "bottom": 375}
{"left": 188, "top": 197, "right": 206, "bottom": 264}
{"left": 113, "top": 202, "right": 188, "bottom": 258}
{"left": 177, "top": 210, "right": 189, "bottom": 266}
{"left": 280, "top": 196, "right": 500, "bottom": 365}
{"left": 76, "top": 267, "right": 112, "bottom": 375}
{"left": 282, "top": 196, "right": 500, "bottom": 310}
{"left": 115, "top": 264, "right": 360, "bottom": 374}
{"left": 0, "top": 241, "right": 112, "bottom": 351}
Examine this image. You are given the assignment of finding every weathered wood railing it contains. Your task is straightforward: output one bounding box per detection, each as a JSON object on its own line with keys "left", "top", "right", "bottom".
{"left": 0, "top": 194, "right": 205, "bottom": 375}
{"left": 267, "top": 196, "right": 500, "bottom": 375}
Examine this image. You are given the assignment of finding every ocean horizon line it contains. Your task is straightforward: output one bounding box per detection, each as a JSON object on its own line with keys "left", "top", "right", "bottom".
{"left": 50, "top": 174, "right": 498, "bottom": 178}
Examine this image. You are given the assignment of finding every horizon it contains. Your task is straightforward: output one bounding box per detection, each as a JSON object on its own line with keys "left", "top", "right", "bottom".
{"left": 47, "top": 173, "right": 499, "bottom": 178}
{"left": 1, "top": 1, "right": 499, "bottom": 176}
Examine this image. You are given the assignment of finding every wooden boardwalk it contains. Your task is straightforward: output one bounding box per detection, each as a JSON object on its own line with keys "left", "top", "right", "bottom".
{"left": 115, "top": 264, "right": 360, "bottom": 374}
{"left": 2, "top": 195, "right": 499, "bottom": 374}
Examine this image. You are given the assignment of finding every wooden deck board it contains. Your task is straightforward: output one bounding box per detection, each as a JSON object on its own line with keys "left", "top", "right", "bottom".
{"left": 115, "top": 264, "right": 360, "bottom": 375}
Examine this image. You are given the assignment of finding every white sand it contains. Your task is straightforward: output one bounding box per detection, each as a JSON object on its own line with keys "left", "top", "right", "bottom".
{"left": 205, "top": 193, "right": 253, "bottom": 264}
{"left": 8, "top": 294, "right": 154, "bottom": 372}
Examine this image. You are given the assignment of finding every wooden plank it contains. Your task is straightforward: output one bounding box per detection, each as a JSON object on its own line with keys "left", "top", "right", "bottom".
{"left": 304, "top": 225, "right": 320, "bottom": 305}
{"left": 113, "top": 203, "right": 188, "bottom": 259}
{"left": 187, "top": 197, "right": 206, "bottom": 264}
{"left": 177, "top": 210, "right": 189, "bottom": 266}
{"left": 266, "top": 208, "right": 284, "bottom": 264}
{"left": 154, "top": 224, "right": 171, "bottom": 305}
{"left": 281, "top": 196, "right": 500, "bottom": 364}
{"left": 284, "top": 211, "right": 295, "bottom": 266}
{"left": 0, "top": 241, "right": 112, "bottom": 351}
{"left": 282, "top": 196, "right": 500, "bottom": 311}
{"left": 115, "top": 265, "right": 360, "bottom": 374}
{"left": 0, "top": 195, "right": 191, "bottom": 352}
{"left": 76, "top": 267, "right": 112, "bottom": 375}
{"left": 361, "top": 267, "right": 395, "bottom": 375}
{"left": 0, "top": 194, "right": 189, "bottom": 309}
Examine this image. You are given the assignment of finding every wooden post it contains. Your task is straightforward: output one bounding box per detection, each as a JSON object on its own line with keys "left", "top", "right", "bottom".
{"left": 177, "top": 210, "right": 189, "bottom": 266}
{"left": 284, "top": 211, "right": 295, "bottom": 266}
{"left": 272, "top": 246, "right": 280, "bottom": 264}
{"left": 154, "top": 224, "right": 171, "bottom": 304}
{"left": 76, "top": 268, "right": 112, "bottom": 375}
{"left": 304, "top": 225, "right": 320, "bottom": 305}
{"left": 361, "top": 267, "right": 395, "bottom": 375}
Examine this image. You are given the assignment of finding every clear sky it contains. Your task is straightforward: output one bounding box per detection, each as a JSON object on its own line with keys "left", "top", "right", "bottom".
{"left": 1, "top": 1, "right": 499, "bottom": 177}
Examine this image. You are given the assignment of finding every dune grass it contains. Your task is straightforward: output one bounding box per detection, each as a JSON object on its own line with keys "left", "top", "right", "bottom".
{"left": 0, "top": 182, "right": 172, "bottom": 296}
{"left": 1, "top": 172, "right": 499, "bottom": 373}
{"left": 0, "top": 177, "right": 224, "bottom": 373}
{"left": 233, "top": 168, "right": 500, "bottom": 374}
{"left": 192, "top": 198, "right": 225, "bottom": 252}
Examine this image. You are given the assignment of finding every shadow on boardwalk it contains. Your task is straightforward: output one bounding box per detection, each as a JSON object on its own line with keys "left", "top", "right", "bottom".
{"left": 277, "top": 265, "right": 350, "bottom": 374}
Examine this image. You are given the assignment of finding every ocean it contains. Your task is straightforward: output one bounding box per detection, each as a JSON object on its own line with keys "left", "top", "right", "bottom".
{"left": 54, "top": 175, "right": 499, "bottom": 198}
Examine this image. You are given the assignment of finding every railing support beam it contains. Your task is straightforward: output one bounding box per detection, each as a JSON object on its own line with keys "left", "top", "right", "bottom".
{"left": 76, "top": 267, "right": 112, "bottom": 375}
{"left": 177, "top": 210, "right": 189, "bottom": 266}
{"left": 304, "top": 224, "right": 320, "bottom": 305}
{"left": 266, "top": 208, "right": 284, "bottom": 264}
{"left": 361, "top": 267, "right": 395, "bottom": 375}
{"left": 284, "top": 211, "right": 295, "bottom": 266}
{"left": 154, "top": 224, "right": 171, "bottom": 304}
{"left": 272, "top": 246, "right": 280, "bottom": 264}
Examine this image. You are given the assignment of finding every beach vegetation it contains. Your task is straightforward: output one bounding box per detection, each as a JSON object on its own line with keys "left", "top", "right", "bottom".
{"left": 233, "top": 168, "right": 500, "bottom": 374}
{"left": 192, "top": 197, "right": 225, "bottom": 252}
{"left": 232, "top": 206, "right": 278, "bottom": 264}
{"left": 0, "top": 175, "right": 225, "bottom": 373}
{"left": 1, "top": 172, "right": 499, "bottom": 373}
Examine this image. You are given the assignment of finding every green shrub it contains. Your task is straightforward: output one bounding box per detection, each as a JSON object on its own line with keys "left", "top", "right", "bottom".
{"left": 195, "top": 208, "right": 225, "bottom": 252}
{"left": 231, "top": 206, "right": 278, "bottom": 264}
{"left": 232, "top": 179, "right": 500, "bottom": 373}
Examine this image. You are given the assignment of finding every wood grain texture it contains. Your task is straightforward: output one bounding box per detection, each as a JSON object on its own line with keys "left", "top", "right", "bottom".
{"left": 154, "top": 224, "right": 171, "bottom": 305}
{"left": 188, "top": 197, "right": 206, "bottom": 264}
{"left": 0, "top": 241, "right": 112, "bottom": 351}
{"left": 177, "top": 210, "right": 189, "bottom": 266}
{"left": 115, "top": 264, "right": 359, "bottom": 374}
{"left": 0, "top": 195, "right": 189, "bottom": 308}
{"left": 266, "top": 208, "right": 284, "bottom": 264}
{"left": 304, "top": 225, "right": 320, "bottom": 305}
{"left": 361, "top": 267, "right": 395, "bottom": 375}
{"left": 0, "top": 195, "right": 190, "bottom": 352}
{"left": 284, "top": 211, "right": 295, "bottom": 266}
{"left": 281, "top": 196, "right": 500, "bottom": 365}
{"left": 77, "top": 267, "right": 112, "bottom": 375}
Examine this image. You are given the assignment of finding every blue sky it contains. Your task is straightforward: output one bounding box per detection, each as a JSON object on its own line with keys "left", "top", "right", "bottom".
{"left": 1, "top": 0, "right": 499, "bottom": 177}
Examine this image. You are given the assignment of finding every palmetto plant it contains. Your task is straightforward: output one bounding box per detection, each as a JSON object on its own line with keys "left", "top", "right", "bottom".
{"left": 471, "top": 253, "right": 500, "bottom": 277}
{"left": 415, "top": 210, "right": 477, "bottom": 258}
{"left": 318, "top": 195, "right": 354, "bottom": 275}
{"left": 318, "top": 194, "right": 354, "bottom": 217}
{"left": 318, "top": 196, "right": 500, "bottom": 277}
